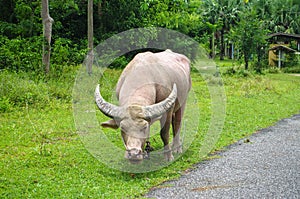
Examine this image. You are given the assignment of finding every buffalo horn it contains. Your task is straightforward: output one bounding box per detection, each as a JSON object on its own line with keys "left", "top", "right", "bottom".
{"left": 95, "top": 84, "right": 123, "bottom": 119}
{"left": 142, "top": 84, "right": 177, "bottom": 120}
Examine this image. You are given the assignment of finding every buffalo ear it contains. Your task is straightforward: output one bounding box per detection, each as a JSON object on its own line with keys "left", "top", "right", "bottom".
{"left": 101, "top": 119, "right": 119, "bottom": 129}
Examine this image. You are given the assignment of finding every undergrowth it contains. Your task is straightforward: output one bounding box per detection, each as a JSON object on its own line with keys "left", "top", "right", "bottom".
{"left": 0, "top": 67, "right": 78, "bottom": 112}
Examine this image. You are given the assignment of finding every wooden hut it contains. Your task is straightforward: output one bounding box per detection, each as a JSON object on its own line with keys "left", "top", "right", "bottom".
{"left": 268, "top": 33, "right": 300, "bottom": 67}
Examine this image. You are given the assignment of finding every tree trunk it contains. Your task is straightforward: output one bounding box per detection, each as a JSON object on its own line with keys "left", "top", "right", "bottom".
{"left": 220, "top": 29, "right": 225, "bottom": 60}
{"left": 257, "top": 46, "right": 262, "bottom": 66}
{"left": 209, "top": 32, "right": 215, "bottom": 59}
{"left": 245, "top": 59, "right": 249, "bottom": 70}
{"left": 87, "top": 0, "right": 94, "bottom": 75}
{"left": 244, "top": 52, "right": 249, "bottom": 70}
{"left": 41, "top": 0, "right": 54, "bottom": 74}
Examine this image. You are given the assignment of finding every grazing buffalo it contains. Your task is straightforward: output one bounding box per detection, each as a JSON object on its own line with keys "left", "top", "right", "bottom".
{"left": 95, "top": 49, "right": 191, "bottom": 163}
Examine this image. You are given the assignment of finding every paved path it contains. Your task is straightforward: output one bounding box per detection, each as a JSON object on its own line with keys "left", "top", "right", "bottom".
{"left": 145, "top": 114, "right": 300, "bottom": 199}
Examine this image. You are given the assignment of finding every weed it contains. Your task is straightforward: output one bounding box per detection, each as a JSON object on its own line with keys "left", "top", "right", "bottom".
{"left": 0, "top": 97, "right": 13, "bottom": 112}
{"left": 282, "top": 65, "right": 300, "bottom": 73}
{"left": 0, "top": 69, "right": 76, "bottom": 112}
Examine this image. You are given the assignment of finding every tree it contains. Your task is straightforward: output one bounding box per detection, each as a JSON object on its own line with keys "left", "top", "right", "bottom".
{"left": 202, "top": 0, "right": 222, "bottom": 58}
{"left": 140, "top": 0, "right": 202, "bottom": 34}
{"left": 254, "top": 0, "right": 300, "bottom": 34}
{"left": 87, "top": 0, "right": 93, "bottom": 74}
{"left": 202, "top": 0, "right": 241, "bottom": 60}
{"left": 218, "top": 0, "right": 241, "bottom": 60}
{"left": 41, "top": 0, "right": 54, "bottom": 74}
{"left": 230, "top": 9, "right": 268, "bottom": 70}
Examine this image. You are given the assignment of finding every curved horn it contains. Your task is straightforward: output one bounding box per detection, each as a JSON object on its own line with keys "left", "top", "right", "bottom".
{"left": 142, "top": 84, "right": 177, "bottom": 120}
{"left": 95, "top": 84, "right": 123, "bottom": 119}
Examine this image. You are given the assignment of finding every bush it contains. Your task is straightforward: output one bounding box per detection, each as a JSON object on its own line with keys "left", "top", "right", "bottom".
{"left": 0, "top": 97, "right": 13, "bottom": 112}
{"left": 108, "top": 55, "right": 130, "bottom": 69}
{"left": 282, "top": 65, "right": 300, "bottom": 73}
{"left": 284, "top": 53, "right": 299, "bottom": 67}
{"left": 0, "top": 36, "right": 86, "bottom": 76}
{"left": 0, "top": 36, "right": 43, "bottom": 72}
{"left": 223, "top": 67, "right": 253, "bottom": 77}
{"left": 52, "top": 37, "right": 87, "bottom": 66}
{"left": 0, "top": 71, "right": 49, "bottom": 108}
{"left": 264, "top": 67, "right": 282, "bottom": 74}
{"left": 0, "top": 70, "right": 75, "bottom": 112}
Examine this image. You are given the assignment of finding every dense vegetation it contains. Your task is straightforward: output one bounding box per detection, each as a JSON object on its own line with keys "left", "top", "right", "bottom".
{"left": 1, "top": 0, "right": 299, "bottom": 74}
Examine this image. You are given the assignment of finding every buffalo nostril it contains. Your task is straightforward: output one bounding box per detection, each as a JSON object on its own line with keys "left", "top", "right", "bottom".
{"left": 132, "top": 149, "right": 142, "bottom": 156}
{"left": 126, "top": 148, "right": 143, "bottom": 160}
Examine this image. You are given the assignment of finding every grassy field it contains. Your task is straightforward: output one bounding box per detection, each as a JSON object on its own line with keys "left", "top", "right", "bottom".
{"left": 1, "top": 68, "right": 300, "bottom": 198}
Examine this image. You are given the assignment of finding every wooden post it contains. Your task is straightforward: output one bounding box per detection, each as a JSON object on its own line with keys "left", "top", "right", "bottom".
{"left": 231, "top": 43, "right": 234, "bottom": 60}
{"left": 278, "top": 49, "right": 282, "bottom": 69}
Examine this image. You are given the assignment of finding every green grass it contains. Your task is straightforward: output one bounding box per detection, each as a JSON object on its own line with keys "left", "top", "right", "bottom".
{"left": 1, "top": 69, "right": 300, "bottom": 198}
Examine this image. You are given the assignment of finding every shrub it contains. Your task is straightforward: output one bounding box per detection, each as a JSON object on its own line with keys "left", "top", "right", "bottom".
{"left": 108, "top": 55, "right": 130, "bottom": 69}
{"left": 0, "top": 97, "right": 13, "bottom": 112}
{"left": 0, "top": 36, "right": 86, "bottom": 76}
{"left": 52, "top": 38, "right": 87, "bottom": 66}
{"left": 0, "top": 36, "right": 43, "bottom": 72}
{"left": 284, "top": 53, "right": 299, "bottom": 67}
{"left": 282, "top": 65, "right": 300, "bottom": 73}
{"left": 223, "top": 67, "right": 253, "bottom": 77}
{"left": 0, "top": 69, "right": 76, "bottom": 112}
{"left": 0, "top": 71, "right": 50, "bottom": 109}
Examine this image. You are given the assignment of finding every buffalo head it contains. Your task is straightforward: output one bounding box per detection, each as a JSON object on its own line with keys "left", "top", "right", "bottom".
{"left": 95, "top": 84, "right": 177, "bottom": 163}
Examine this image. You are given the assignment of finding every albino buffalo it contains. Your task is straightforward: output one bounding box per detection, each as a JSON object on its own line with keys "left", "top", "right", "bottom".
{"left": 95, "top": 49, "right": 191, "bottom": 163}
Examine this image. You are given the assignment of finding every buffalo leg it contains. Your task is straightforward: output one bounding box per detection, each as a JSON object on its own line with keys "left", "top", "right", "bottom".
{"left": 172, "top": 103, "right": 186, "bottom": 153}
{"left": 160, "top": 111, "right": 174, "bottom": 161}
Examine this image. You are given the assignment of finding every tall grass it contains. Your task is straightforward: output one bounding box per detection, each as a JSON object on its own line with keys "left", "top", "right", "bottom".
{"left": 0, "top": 67, "right": 78, "bottom": 112}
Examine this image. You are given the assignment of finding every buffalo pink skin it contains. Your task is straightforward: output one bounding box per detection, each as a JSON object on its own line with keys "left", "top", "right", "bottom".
{"left": 97, "top": 50, "right": 191, "bottom": 163}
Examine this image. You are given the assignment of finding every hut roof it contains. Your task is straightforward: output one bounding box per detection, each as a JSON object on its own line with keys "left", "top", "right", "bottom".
{"left": 268, "top": 33, "right": 300, "bottom": 42}
{"left": 269, "top": 45, "right": 297, "bottom": 53}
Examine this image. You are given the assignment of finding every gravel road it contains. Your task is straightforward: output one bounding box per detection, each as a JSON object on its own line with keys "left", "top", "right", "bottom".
{"left": 145, "top": 114, "right": 300, "bottom": 199}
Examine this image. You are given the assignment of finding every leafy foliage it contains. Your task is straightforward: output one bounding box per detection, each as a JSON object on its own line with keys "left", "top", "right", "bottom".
{"left": 1, "top": 0, "right": 300, "bottom": 73}
{"left": 230, "top": 8, "right": 269, "bottom": 70}
{"left": 140, "top": 0, "right": 202, "bottom": 34}
{"left": 0, "top": 65, "right": 78, "bottom": 113}
{"left": 0, "top": 35, "right": 85, "bottom": 76}
{"left": 0, "top": 36, "right": 43, "bottom": 72}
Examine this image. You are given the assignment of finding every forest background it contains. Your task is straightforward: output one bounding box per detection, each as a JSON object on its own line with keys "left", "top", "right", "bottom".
{"left": 1, "top": 0, "right": 300, "bottom": 75}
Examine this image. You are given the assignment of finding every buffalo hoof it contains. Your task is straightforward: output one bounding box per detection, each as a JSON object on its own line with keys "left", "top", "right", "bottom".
{"left": 164, "top": 151, "right": 174, "bottom": 162}
{"left": 173, "top": 144, "right": 182, "bottom": 154}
